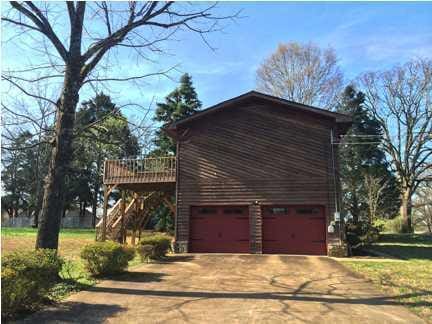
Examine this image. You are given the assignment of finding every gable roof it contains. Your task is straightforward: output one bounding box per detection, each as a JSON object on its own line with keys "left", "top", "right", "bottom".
{"left": 166, "top": 90, "right": 352, "bottom": 134}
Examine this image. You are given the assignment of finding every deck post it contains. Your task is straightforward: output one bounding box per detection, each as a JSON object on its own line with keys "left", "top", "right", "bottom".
{"left": 101, "top": 185, "right": 109, "bottom": 241}
{"left": 163, "top": 195, "right": 176, "bottom": 219}
{"left": 120, "top": 190, "right": 126, "bottom": 243}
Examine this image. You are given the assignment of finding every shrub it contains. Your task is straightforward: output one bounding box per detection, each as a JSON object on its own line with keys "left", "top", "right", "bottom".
{"left": 80, "top": 241, "right": 135, "bottom": 276}
{"left": 383, "top": 215, "right": 404, "bottom": 233}
{"left": 139, "top": 234, "right": 172, "bottom": 260}
{"left": 345, "top": 220, "right": 380, "bottom": 249}
{"left": 1, "top": 249, "right": 63, "bottom": 318}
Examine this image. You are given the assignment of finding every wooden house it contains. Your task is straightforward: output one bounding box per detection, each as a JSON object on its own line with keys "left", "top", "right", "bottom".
{"left": 100, "top": 91, "right": 351, "bottom": 255}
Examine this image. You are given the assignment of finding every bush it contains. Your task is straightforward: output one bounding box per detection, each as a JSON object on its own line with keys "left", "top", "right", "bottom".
{"left": 345, "top": 220, "right": 380, "bottom": 249}
{"left": 383, "top": 215, "right": 404, "bottom": 233}
{"left": 1, "top": 249, "right": 63, "bottom": 318}
{"left": 139, "top": 234, "right": 172, "bottom": 260}
{"left": 80, "top": 241, "right": 135, "bottom": 276}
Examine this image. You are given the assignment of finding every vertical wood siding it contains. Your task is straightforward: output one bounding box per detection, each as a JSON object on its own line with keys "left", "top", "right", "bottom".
{"left": 176, "top": 102, "right": 339, "bottom": 252}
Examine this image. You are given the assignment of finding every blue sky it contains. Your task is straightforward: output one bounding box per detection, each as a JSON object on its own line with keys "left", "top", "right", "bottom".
{"left": 164, "top": 2, "right": 432, "bottom": 108}
{"left": 2, "top": 2, "right": 432, "bottom": 123}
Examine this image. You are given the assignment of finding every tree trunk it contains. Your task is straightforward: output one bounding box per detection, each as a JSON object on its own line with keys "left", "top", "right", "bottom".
{"left": 36, "top": 67, "right": 81, "bottom": 250}
{"left": 400, "top": 189, "right": 412, "bottom": 233}
{"left": 92, "top": 181, "right": 99, "bottom": 228}
{"left": 131, "top": 230, "right": 136, "bottom": 246}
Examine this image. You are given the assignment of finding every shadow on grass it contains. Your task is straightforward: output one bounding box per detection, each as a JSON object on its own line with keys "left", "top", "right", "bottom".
{"left": 372, "top": 245, "right": 432, "bottom": 260}
{"left": 379, "top": 233, "right": 432, "bottom": 245}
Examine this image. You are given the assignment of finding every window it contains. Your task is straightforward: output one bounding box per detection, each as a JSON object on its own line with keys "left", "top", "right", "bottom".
{"left": 223, "top": 208, "right": 244, "bottom": 214}
{"left": 198, "top": 208, "right": 217, "bottom": 214}
{"left": 270, "top": 207, "right": 289, "bottom": 215}
{"left": 296, "top": 208, "right": 319, "bottom": 214}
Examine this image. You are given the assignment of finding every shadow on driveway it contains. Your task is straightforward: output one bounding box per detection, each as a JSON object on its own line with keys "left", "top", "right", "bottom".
{"left": 17, "top": 301, "right": 126, "bottom": 323}
{"left": 86, "top": 285, "right": 432, "bottom": 308}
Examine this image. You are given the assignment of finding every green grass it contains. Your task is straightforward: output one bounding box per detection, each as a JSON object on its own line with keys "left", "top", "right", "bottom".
{"left": 1, "top": 226, "right": 149, "bottom": 314}
{"left": 341, "top": 233, "right": 432, "bottom": 322}
{"left": 1, "top": 227, "right": 95, "bottom": 238}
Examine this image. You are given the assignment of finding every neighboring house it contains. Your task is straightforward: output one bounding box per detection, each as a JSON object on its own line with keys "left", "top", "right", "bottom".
{"left": 101, "top": 91, "right": 351, "bottom": 255}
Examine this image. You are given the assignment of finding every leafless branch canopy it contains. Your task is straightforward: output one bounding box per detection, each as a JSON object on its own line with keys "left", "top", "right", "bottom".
{"left": 256, "top": 42, "right": 344, "bottom": 110}
{"left": 359, "top": 59, "right": 432, "bottom": 196}
{"left": 2, "top": 1, "right": 238, "bottom": 152}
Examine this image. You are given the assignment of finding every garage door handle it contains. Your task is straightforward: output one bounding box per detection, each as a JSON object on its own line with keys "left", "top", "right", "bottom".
{"left": 218, "top": 232, "right": 222, "bottom": 238}
{"left": 291, "top": 234, "right": 295, "bottom": 238}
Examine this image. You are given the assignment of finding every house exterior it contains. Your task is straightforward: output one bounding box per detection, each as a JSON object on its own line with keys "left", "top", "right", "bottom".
{"left": 166, "top": 91, "right": 351, "bottom": 255}
{"left": 101, "top": 91, "right": 351, "bottom": 255}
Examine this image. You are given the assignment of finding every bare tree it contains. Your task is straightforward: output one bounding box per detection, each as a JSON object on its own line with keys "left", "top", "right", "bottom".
{"left": 359, "top": 59, "right": 432, "bottom": 232}
{"left": 2, "top": 2, "right": 238, "bottom": 249}
{"left": 364, "top": 174, "right": 388, "bottom": 224}
{"left": 256, "top": 42, "right": 343, "bottom": 109}
{"left": 1, "top": 83, "right": 55, "bottom": 227}
{"left": 413, "top": 184, "right": 432, "bottom": 233}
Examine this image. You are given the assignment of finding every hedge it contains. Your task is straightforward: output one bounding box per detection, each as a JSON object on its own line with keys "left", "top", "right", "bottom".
{"left": 80, "top": 241, "right": 135, "bottom": 276}
{"left": 1, "top": 249, "right": 63, "bottom": 318}
{"left": 139, "top": 234, "right": 172, "bottom": 261}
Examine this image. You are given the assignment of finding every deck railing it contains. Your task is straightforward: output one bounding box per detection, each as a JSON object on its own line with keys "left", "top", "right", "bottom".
{"left": 103, "top": 156, "right": 176, "bottom": 184}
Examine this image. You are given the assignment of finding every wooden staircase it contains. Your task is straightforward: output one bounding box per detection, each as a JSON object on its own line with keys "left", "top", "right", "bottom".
{"left": 96, "top": 197, "right": 136, "bottom": 241}
{"left": 96, "top": 191, "right": 174, "bottom": 242}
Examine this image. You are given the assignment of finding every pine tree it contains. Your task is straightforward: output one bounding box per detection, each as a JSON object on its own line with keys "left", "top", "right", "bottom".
{"left": 1, "top": 131, "right": 50, "bottom": 225}
{"left": 337, "top": 86, "right": 399, "bottom": 224}
{"left": 152, "top": 73, "right": 201, "bottom": 155}
{"left": 150, "top": 74, "right": 201, "bottom": 232}
{"left": 70, "top": 93, "right": 140, "bottom": 226}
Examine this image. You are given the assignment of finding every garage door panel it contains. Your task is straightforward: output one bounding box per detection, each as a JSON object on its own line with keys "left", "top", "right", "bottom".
{"left": 190, "top": 206, "right": 249, "bottom": 253}
{"left": 262, "top": 205, "right": 326, "bottom": 255}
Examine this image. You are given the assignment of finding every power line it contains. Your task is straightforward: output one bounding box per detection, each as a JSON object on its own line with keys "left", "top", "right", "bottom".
{"left": 333, "top": 142, "right": 382, "bottom": 145}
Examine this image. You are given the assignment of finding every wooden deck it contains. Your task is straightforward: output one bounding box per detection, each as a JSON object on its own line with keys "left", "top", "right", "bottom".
{"left": 103, "top": 157, "right": 176, "bottom": 185}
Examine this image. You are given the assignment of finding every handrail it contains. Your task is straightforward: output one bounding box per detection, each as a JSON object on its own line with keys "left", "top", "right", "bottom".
{"left": 96, "top": 198, "right": 122, "bottom": 228}
{"left": 103, "top": 156, "right": 176, "bottom": 185}
{"left": 111, "top": 198, "right": 137, "bottom": 229}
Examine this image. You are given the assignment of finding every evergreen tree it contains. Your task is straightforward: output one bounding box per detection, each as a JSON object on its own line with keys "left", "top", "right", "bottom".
{"left": 1, "top": 131, "right": 50, "bottom": 225}
{"left": 149, "top": 74, "right": 201, "bottom": 232}
{"left": 337, "top": 86, "right": 399, "bottom": 224}
{"left": 152, "top": 73, "right": 201, "bottom": 155}
{"left": 1, "top": 94, "right": 140, "bottom": 228}
{"left": 70, "top": 93, "right": 140, "bottom": 226}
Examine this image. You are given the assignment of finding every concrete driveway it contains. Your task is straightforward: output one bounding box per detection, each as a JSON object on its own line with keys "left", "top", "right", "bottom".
{"left": 21, "top": 254, "right": 424, "bottom": 323}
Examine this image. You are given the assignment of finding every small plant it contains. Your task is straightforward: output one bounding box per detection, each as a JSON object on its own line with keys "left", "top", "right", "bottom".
{"left": 1, "top": 249, "right": 63, "bottom": 319}
{"left": 345, "top": 220, "right": 380, "bottom": 250}
{"left": 80, "top": 241, "right": 135, "bottom": 276}
{"left": 139, "top": 234, "right": 172, "bottom": 260}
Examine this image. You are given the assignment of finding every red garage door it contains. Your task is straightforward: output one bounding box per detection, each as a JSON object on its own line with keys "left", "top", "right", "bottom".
{"left": 262, "top": 206, "right": 326, "bottom": 255}
{"left": 190, "top": 206, "right": 249, "bottom": 253}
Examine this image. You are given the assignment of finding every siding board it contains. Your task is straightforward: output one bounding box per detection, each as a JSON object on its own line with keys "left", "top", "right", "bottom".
{"left": 175, "top": 102, "right": 340, "bottom": 253}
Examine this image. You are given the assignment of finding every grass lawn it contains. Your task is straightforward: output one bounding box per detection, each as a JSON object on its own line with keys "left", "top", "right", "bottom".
{"left": 2, "top": 227, "right": 95, "bottom": 260}
{"left": 2, "top": 227, "right": 99, "bottom": 299}
{"left": 340, "top": 233, "right": 432, "bottom": 323}
{"left": 1, "top": 227, "right": 145, "bottom": 302}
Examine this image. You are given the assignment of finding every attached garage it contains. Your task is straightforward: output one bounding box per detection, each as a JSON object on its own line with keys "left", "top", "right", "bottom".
{"left": 262, "top": 206, "right": 327, "bottom": 255}
{"left": 189, "top": 206, "right": 249, "bottom": 253}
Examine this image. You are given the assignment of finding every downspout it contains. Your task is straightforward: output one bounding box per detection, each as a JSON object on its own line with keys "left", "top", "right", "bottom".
{"left": 330, "top": 128, "right": 342, "bottom": 245}
{"left": 174, "top": 139, "right": 180, "bottom": 250}
{"left": 330, "top": 128, "right": 339, "bottom": 215}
